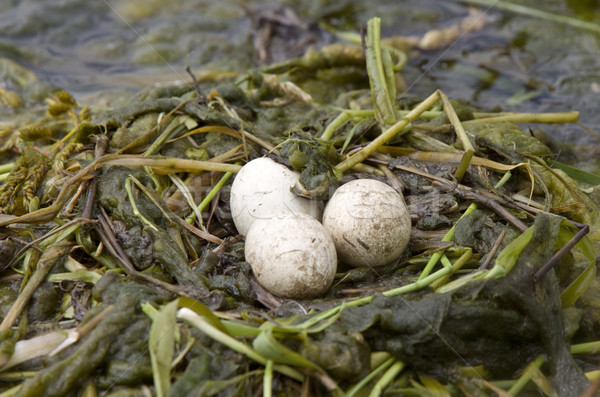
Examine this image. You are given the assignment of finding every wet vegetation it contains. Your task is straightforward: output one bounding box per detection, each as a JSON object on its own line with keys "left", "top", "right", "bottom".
{"left": 1, "top": 2, "right": 600, "bottom": 396}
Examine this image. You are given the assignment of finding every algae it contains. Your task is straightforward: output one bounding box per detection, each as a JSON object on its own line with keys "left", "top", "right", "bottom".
{"left": 1, "top": 8, "right": 600, "bottom": 397}
{"left": 15, "top": 272, "right": 171, "bottom": 397}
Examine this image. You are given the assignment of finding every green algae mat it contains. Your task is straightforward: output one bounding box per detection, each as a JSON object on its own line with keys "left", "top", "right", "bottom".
{"left": 1, "top": 10, "right": 600, "bottom": 397}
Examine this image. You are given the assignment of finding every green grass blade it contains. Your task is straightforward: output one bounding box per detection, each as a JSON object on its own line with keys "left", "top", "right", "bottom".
{"left": 561, "top": 260, "right": 597, "bottom": 307}
{"left": 222, "top": 319, "right": 261, "bottom": 337}
{"left": 557, "top": 220, "right": 597, "bottom": 307}
{"left": 485, "top": 225, "right": 534, "bottom": 279}
{"left": 368, "top": 360, "right": 404, "bottom": 397}
{"left": 419, "top": 203, "right": 478, "bottom": 280}
{"left": 252, "top": 323, "right": 319, "bottom": 369}
{"left": 177, "top": 308, "right": 305, "bottom": 382}
{"left": 178, "top": 296, "right": 230, "bottom": 335}
{"left": 552, "top": 161, "right": 600, "bottom": 185}
{"left": 415, "top": 377, "right": 452, "bottom": 397}
{"left": 149, "top": 299, "right": 178, "bottom": 397}
{"left": 346, "top": 357, "right": 395, "bottom": 397}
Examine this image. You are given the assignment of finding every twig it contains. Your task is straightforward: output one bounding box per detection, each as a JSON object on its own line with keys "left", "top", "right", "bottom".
{"left": 576, "top": 122, "right": 600, "bottom": 143}
{"left": 82, "top": 135, "right": 108, "bottom": 219}
{"left": 97, "top": 208, "right": 137, "bottom": 270}
{"left": 97, "top": 208, "right": 195, "bottom": 297}
{"left": 478, "top": 230, "right": 506, "bottom": 270}
{"left": 389, "top": 161, "right": 529, "bottom": 232}
{"left": 63, "top": 177, "right": 89, "bottom": 216}
{"left": 122, "top": 173, "right": 222, "bottom": 244}
{"left": 176, "top": 215, "right": 223, "bottom": 245}
{"left": 433, "top": 178, "right": 528, "bottom": 232}
{"left": 100, "top": 208, "right": 197, "bottom": 293}
{"left": 6, "top": 218, "right": 94, "bottom": 269}
{"left": 185, "top": 61, "right": 206, "bottom": 104}
{"left": 49, "top": 305, "right": 116, "bottom": 356}
{"left": 534, "top": 223, "right": 590, "bottom": 281}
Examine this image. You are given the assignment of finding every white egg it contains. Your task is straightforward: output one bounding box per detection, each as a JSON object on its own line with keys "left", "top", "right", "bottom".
{"left": 229, "top": 157, "right": 322, "bottom": 236}
{"left": 245, "top": 212, "right": 337, "bottom": 299}
{"left": 322, "top": 179, "right": 411, "bottom": 267}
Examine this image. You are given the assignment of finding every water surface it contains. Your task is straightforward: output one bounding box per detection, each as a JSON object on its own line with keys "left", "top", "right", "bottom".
{"left": 2, "top": 0, "right": 600, "bottom": 149}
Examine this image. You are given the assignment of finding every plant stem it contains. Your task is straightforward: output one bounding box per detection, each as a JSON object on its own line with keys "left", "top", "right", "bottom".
{"left": 431, "top": 248, "right": 474, "bottom": 289}
{"left": 125, "top": 176, "right": 158, "bottom": 231}
{"left": 144, "top": 116, "right": 186, "bottom": 157}
{"left": 263, "top": 360, "right": 273, "bottom": 397}
{"left": 187, "top": 165, "right": 238, "bottom": 224}
{"left": 102, "top": 155, "right": 242, "bottom": 173}
{"left": 177, "top": 308, "right": 304, "bottom": 382}
{"left": 0, "top": 242, "right": 72, "bottom": 331}
{"left": 335, "top": 90, "right": 441, "bottom": 173}
{"left": 368, "top": 360, "right": 404, "bottom": 397}
{"left": 383, "top": 262, "right": 454, "bottom": 297}
{"left": 321, "top": 111, "right": 350, "bottom": 141}
{"left": 0, "top": 162, "right": 14, "bottom": 174}
{"left": 366, "top": 17, "right": 397, "bottom": 128}
{"left": 469, "top": 111, "right": 579, "bottom": 124}
{"left": 346, "top": 358, "right": 395, "bottom": 397}
{"left": 571, "top": 340, "right": 600, "bottom": 355}
{"left": 507, "top": 355, "right": 545, "bottom": 396}
{"left": 321, "top": 110, "right": 375, "bottom": 141}
{"left": 457, "top": 0, "right": 600, "bottom": 35}
{"left": 418, "top": 203, "right": 478, "bottom": 280}
{"left": 170, "top": 174, "right": 203, "bottom": 224}
{"left": 440, "top": 90, "right": 474, "bottom": 183}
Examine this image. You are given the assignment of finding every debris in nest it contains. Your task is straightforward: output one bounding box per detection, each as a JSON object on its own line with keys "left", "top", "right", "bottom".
{"left": 0, "top": 13, "right": 599, "bottom": 397}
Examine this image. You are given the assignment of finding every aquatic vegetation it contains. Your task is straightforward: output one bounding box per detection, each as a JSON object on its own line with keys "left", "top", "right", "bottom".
{"left": 0, "top": 11, "right": 600, "bottom": 397}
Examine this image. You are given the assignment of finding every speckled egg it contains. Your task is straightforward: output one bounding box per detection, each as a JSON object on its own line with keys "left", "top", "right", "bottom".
{"left": 322, "top": 179, "right": 411, "bottom": 267}
{"left": 245, "top": 213, "right": 337, "bottom": 299}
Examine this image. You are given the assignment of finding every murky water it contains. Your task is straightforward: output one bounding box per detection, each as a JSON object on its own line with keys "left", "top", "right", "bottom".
{"left": 2, "top": 0, "right": 600, "bottom": 148}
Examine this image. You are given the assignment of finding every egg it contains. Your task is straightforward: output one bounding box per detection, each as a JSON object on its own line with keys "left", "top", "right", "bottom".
{"left": 245, "top": 212, "right": 337, "bottom": 299}
{"left": 229, "top": 157, "right": 322, "bottom": 236}
{"left": 322, "top": 179, "right": 411, "bottom": 267}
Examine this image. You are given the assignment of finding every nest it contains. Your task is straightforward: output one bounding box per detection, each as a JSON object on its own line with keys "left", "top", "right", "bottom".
{"left": 0, "top": 15, "right": 599, "bottom": 397}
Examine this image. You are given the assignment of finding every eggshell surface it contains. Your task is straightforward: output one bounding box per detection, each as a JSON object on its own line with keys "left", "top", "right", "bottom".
{"left": 229, "top": 157, "right": 322, "bottom": 236}
{"left": 322, "top": 179, "right": 411, "bottom": 267}
{"left": 245, "top": 213, "right": 337, "bottom": 299}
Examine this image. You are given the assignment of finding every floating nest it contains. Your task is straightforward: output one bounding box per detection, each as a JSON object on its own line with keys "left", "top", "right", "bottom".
{"left": 0, "top": 15, "right": 599, "bottom": 397}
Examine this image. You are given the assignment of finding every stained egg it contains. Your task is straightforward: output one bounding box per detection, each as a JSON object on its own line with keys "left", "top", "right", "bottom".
{"left": 245, "top": 212, "right": 337, "bottom": 299}
{"left": 322, "top": 179, "right": 411, "bottom": 267}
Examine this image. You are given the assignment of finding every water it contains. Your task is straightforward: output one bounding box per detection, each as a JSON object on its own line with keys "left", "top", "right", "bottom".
{"left": 2, "top": 0, "right": 600, "bottom": 148}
